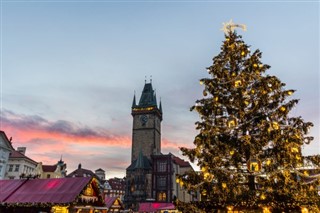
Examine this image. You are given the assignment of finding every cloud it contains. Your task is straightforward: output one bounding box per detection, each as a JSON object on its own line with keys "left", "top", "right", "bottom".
{"left": 0, "top": 109, "right": 130, "bottom": 147}
{"left": 0, "top": 109, "right": 186, "bottom": 178}
{"left": 0, "top": 109, "right": 134, "bottom": 177}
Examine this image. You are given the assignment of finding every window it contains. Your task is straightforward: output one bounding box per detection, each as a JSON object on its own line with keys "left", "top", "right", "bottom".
{"left": 158, "top": 192, "right": 166, "bottom": 201}
{"left": 157, "top": 176, "right": 166, "bottom": 188}
{"left": 8, "top": 165, "right": 13, "bottom": 172}
{"left": 14, "top": 165, "right": 20, "bottom": 172}
{"left": 0, "top": 165, "right": 2, "bottom": 174}
{"left": 47, "top": 174, "right": 51, "bottom": 178}
{"left": 158, "top": 161, "right": 167, "bottom": 172}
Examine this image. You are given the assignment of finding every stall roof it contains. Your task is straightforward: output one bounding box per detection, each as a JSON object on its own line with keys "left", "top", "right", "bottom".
{"left": 138, "top": 202, "right": 175, "bottom": 212}
{"left": 0, "top": 179, "right": 26, "bottom": 202}
{"left": 1, "top": 177, "right": 92, "bottom": 204}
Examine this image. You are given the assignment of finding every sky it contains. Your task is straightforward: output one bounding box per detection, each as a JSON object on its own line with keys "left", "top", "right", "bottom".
{"left": 0, "top": 1, "right": 319, "bottom": 179}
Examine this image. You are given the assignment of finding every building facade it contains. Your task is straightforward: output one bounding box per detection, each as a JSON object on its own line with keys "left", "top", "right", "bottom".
{"left": 36, "top": 158, "right": 67, "bottom": 179}
{"left": 104, "top": 177, "right": 126, "bottom": 200}
{"left": 0, "top": 131, "right": 14, "bottom": 179}
{"left": 5, "top": 147, "right": 38, "bottom": 179}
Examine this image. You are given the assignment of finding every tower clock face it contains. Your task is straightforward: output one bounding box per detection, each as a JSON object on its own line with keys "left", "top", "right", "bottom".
{"left": 140, "top": 115, "right": 148, "bottom": 125}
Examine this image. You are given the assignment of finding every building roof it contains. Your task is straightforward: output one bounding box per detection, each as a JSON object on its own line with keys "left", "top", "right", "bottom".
{"left": 108, "top": 178, "right": 125, "bottom": 190}
{"left": 0, "top": 130, "right": 14, "bottom": 151}
{"left": 126, "top": 153, "right": 152, "bottom": 171}
{"left": 138, "top": 83, "right": 157, "bottom": 108}
{"left": 9, "top": 149, "right": 38, "bottom": 165}
{"left": 67, "top": 164, "right": 100, "bottom": 181}
{"left": 105, "top": 197, "right": 123, "bottom": 209}
{"left": 132, "top": 82, "right": 162, "bottom": 109}
{"left": 138, "top": 202, "right": 175, "bottom": 212}
{"left": 0, "top": 177, "right": 103, "bottom": 205}
{"left": 172, "top": 154, "right": 191, "bottom": 168}
{"left": 42, "top": 165, "right": 57, "bottom": 172}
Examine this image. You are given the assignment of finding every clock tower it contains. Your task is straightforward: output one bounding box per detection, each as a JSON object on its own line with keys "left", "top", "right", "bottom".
{"left": 131, "top": 81, "right": 162, "bottom": 163}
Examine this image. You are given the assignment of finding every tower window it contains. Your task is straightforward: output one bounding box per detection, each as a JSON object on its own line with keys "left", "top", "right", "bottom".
{"left": 158, "top": 161, "right": 167, "bottom": 172}
{"left": 157, "top": 176, "right": 166, "bottom": 188}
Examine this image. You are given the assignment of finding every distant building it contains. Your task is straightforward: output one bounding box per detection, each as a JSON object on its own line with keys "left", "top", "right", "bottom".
{"left": 6, "top": 147, "right": 38, "bottom": 179}
{"left": 0, "top": 131, "right": 14, "bottom": 179}
{"left": 68, "top": 164, "right": 107, "bottom": 196}
{"left": 95, "top": 168, "right": 106, "bottom": 181}
{"left": 36, "top": 158, "right": 67, "bottom": 179}
{"left": 67, "top": 163, "right": 98, "bottom": 179}
{"left": 152, "top": 153, "right": 195, "bottom": 203}
{"left": 104, "top": 177, "right": 126, "bottom": 200}
{"left": 124, "top": 81, "right": 197, "bottom": 210}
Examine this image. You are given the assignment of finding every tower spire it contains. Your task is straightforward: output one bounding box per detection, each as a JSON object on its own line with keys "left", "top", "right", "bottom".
{"left": 159, "top": 97, "right": 163, "bottom": 114}
{"left": 132, "top": 91, "right": 137, "bottom": 108}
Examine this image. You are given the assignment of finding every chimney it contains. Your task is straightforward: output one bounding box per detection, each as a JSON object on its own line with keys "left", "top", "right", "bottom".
{"left": 17, "top": 147, "right": 26, "bottom": 155}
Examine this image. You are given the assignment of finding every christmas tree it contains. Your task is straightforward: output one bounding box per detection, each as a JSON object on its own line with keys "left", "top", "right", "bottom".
{"left": 176, "top": 21, "right": 320, "bottom": 213}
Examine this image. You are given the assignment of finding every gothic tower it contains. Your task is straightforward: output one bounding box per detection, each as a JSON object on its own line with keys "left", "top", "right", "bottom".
{"left": 131, "top": 81, "right": 162, "bottom": 163}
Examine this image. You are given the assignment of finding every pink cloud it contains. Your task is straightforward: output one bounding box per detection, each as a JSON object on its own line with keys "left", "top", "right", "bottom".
{"left": 0, "top": 109, "right": 133, "bottom": 177}
{"left": 1, "top": 109, "right": 131, "bottom": 148}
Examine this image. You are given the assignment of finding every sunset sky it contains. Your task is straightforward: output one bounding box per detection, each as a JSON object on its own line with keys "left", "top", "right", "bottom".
{"left": 0, "top": 1, "right": 319, "bottom": 179}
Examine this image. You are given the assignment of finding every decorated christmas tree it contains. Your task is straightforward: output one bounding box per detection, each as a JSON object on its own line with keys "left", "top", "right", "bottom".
{"left": 176, "top": 21, "right": 320, "bottom": 213}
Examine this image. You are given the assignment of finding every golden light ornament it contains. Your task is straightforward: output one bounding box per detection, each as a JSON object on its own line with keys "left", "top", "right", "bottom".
{"left": 259, "top": 64, "right": 263, "bottom": 68}
{"left": 301, "top": 207, "right": 309, "bottom": 213}
{"left": 253, "top": 63, "right": 258, "bottom": 68}
{"left": 266, "top": 159, "right": 271, "bottom": 166}
{"left": 201, "top": 166, "right": 207, "bottom": 173}
{"left": 241, "top": 51, "right": 246, "bottom": 56}
{"left": 234, "top": 79, "right": 242, "bottom": 87}
{"left": 203, "top": 90, "right": 208, "bottom": 96}
{"left": 230, "top": 150, "right": 235, "bottom": 156}
{"left": 279, "top": 106, "right": 286, "bottom": 112}
{"left": 222, "top": 182, "right": 227, "bottom": 188}
{"left": 287, "top": 90, "right": 293, "bottom": 95}
{"left": 227, "top": 206, "right": 234, "bottom": 211}
{"left": 247, "top": 158, "right": 262, "bottom": 172}
{"left": 251, "top": 89, "right": 255, "bottom": 94}
{"left": 214, "top": 96, "right": 219, "bottom": 102}
{"left": 260, "top": 193, "right": 266, "bottom": 200}
{"left": 272, "top": 121, "right": 279, "bottom": 130}
{"left": 263, "top": 207, "right": 271, "bottom": 213}
{"left": 202, "top": 189, "right": 207, "bottom": 196}
{"left": 176, "top": 178, "right": 180, "bottom": 184}
{"left": 304, "top": 170, "right": 309, "bottom": 176}
{"left": 291, "top": 147, "right": 299, "bottom": 153}
{"left": 204, "top": 172, "right": 213, "bottom": 182}
{"left": 227, "top": 117, "right": 237, "bottom": 127}
{"left": 199, "top": 80, "right": 204, "bottom": 85}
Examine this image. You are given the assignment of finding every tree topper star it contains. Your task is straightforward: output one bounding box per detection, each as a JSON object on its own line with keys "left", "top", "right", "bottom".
{"left": 221, "top": 19, "right": 247, "bottom": 34}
